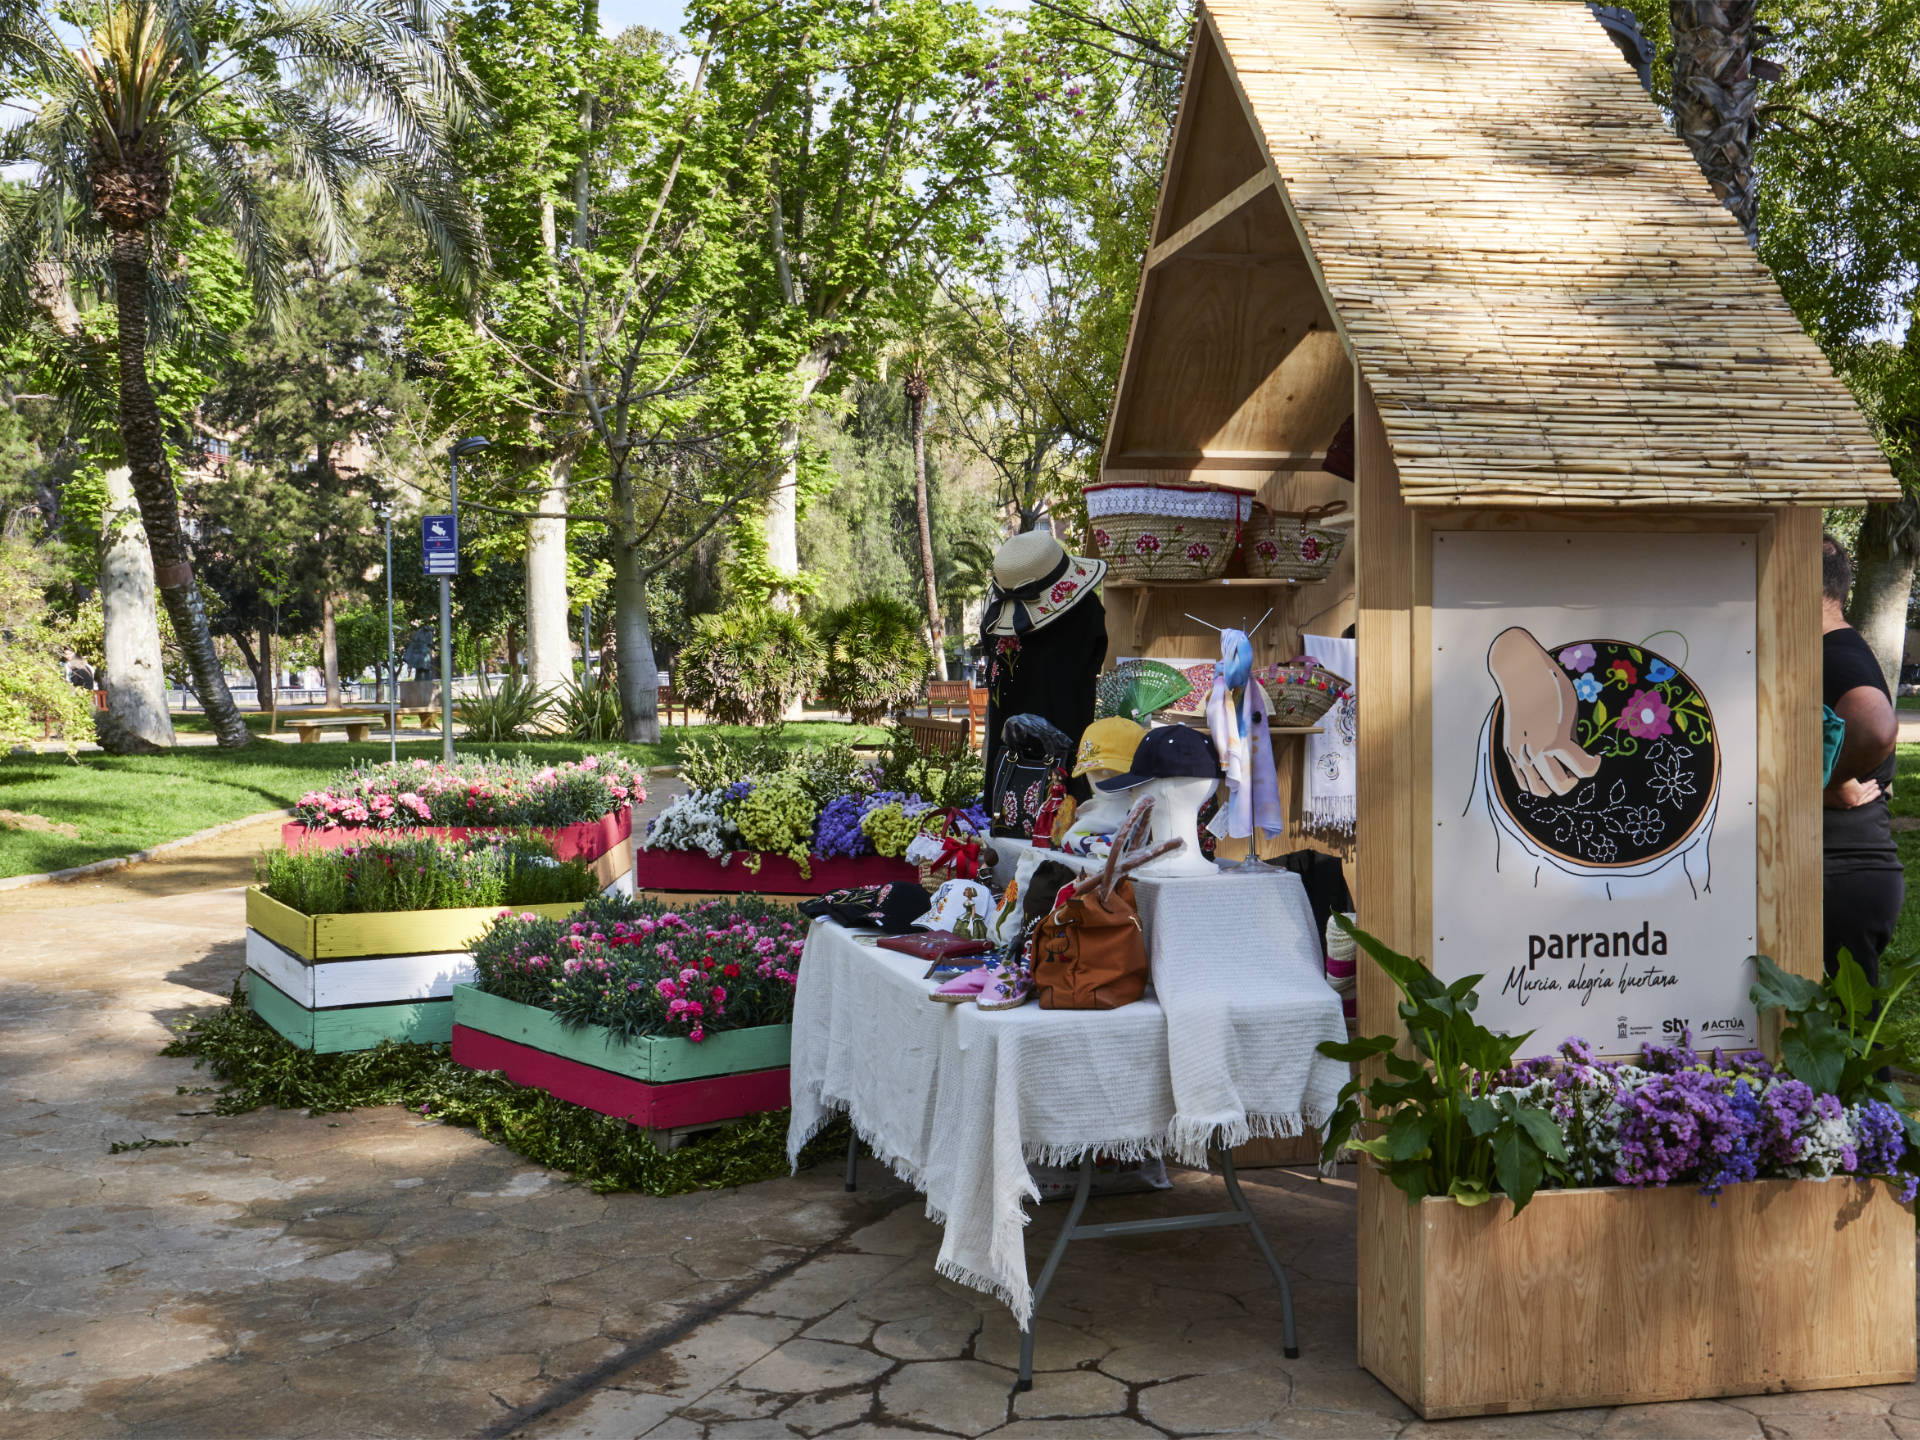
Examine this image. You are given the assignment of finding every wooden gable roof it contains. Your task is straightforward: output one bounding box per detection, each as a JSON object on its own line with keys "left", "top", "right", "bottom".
{"left": 1101, "top": 0, "right": 1897, "bottom": 507}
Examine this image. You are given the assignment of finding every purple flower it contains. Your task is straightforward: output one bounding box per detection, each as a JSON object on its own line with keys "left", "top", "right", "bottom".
{"left": 1558, "top": 644, "right": 1597, "bottom": 672}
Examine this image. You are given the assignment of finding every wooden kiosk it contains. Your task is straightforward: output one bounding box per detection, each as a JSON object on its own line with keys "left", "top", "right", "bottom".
{"left": 1100, "top": 0, "right": 1911, "bottom": 1418}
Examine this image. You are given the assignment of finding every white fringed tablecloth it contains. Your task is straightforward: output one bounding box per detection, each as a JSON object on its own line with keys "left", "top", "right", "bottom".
{"left": 786, "top": 868, "right": 1347, "bottom": 1325}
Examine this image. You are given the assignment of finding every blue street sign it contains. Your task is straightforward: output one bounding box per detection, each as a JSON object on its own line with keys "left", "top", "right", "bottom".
{"left": 422, "top": 514, "right": 458, "bottom": 576}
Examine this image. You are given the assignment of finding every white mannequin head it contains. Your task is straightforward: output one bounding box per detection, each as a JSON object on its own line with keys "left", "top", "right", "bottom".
{"left": 1134, "top": 775, "right": 1220, "bottom": 877}
{"left": 1062, "top": 769, "right": 1133, "bottom": 841}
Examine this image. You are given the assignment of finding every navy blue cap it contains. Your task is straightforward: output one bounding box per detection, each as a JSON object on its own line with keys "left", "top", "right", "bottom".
{"left": 1095, "top": 725, "right": 1222, "bottom": 790}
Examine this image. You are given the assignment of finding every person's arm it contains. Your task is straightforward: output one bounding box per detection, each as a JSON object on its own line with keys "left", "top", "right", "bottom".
{"left": 1824, "top": 683, "right": 1897, "bottom": 808}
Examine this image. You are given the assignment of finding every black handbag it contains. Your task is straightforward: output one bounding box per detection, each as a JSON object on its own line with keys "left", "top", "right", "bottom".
{"left": 989, "top": 714, "right": 1073, "bottom": 838}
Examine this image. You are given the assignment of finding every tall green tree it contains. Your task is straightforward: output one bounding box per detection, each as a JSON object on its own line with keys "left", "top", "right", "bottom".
{"left": 691, "top": 0, "right": 1003, "bottom": 600}
{"left": 0, "top": 0, "right": 481, "bottom": 747}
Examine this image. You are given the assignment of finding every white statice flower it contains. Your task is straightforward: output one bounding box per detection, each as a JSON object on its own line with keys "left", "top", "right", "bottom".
{"left": 642, "top": 789, "right": 740, "bottom": 860}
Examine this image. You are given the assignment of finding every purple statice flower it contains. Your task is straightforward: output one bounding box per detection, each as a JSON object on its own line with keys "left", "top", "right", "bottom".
{"left": 722, "top": 780, "right": 754, "bottom": 802}
{"left": 1854, "top": 1100, "right": 1909, "bottom": 1186}
{"left": 1756, "top": 1078, "right": 1815, "bottom": 1167}
{"left": 1613, "top": 1069, "right": 1750, "bottom": 1194}
{"left": 1639, "top": 1031, "right": 1702, "bottom": 1074}
{"left": 813, "top": 794, "right": 873, "bottom": 859}
{"left": 957, "top": 799, "right": 991, "bottom": 835}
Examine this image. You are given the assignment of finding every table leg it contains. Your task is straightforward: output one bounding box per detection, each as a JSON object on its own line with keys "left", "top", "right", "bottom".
{"left": 845, "top": 1131, "right": 860, "bottom": 1192}
{"left": 1215, "top": 1145, "right": 1300, "bottom": 1358}
{"left": 1017, "top": 1155, "right": 1093, "bottom": 1392}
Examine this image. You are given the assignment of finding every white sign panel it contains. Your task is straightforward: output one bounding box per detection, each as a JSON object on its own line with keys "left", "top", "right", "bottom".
{"left": 1430, "top": 532, "right": 1758, "bottom": 1057}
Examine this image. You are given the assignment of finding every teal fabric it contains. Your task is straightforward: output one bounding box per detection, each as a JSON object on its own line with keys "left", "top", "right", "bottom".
{"left": 1823, "top": 704, "right": 1847, "bottom": 787}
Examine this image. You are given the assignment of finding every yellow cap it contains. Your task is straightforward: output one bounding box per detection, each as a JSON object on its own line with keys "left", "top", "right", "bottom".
{"left": 1073, "top": 717, "right": 1147, "bottom": 778}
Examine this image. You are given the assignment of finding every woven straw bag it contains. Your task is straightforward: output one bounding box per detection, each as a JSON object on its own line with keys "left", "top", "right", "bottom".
{"left": 1262, "top": 657, "right": 1352, "bottom": 727}
{"left": 1244, "top": 501, "right": 1348, "bottom": 581}
{"left": 1084, "top": 482, "right": 1252, "bottom": 583}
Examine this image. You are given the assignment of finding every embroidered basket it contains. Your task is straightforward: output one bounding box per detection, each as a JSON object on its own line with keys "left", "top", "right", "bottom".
{"left": 1261, "top": 657, "right": 1352, "bottom": 728}
{"left": 1244, "top": 501, "right": 1348, "bottom": 582}
{"left": 1084, "top": 482, "right": 1253, "bottom": 583}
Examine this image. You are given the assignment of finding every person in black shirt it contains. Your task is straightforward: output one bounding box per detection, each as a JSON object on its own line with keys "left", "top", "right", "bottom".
{"left": 1821, "top": 534, "right": 1902, "bottom": 984}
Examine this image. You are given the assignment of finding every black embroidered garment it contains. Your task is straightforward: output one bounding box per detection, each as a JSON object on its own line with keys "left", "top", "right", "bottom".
{"left": 982, "top": 593, "right": 1107, "bottom": 798}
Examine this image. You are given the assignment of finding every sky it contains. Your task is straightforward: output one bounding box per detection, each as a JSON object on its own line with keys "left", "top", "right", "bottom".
{"left": 600, "top": 0, "right": 687, "bottom": 37}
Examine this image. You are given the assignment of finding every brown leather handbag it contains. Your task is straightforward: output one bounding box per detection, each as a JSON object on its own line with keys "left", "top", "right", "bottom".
{"left": 1031, "top": 877, "right": 1149, "bottom": 1010}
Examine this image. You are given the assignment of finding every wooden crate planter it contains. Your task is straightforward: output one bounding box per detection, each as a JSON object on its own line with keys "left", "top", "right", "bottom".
{"left": 449, "top": 984, "right": 791, "bottom": 1136}
{"left": 282, "top": 808, "right": 635, "bottom": 895}
{"left": 243, "top": 888, "right": 583, "bottom": 1053}
{"left": 1359, "top": 1175, "right": 1916, "bottom": 1420}
{"left": 634, "top": 848, "right": 914, "bottom": 902}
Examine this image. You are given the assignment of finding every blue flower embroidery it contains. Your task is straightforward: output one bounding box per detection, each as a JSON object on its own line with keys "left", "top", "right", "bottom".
{"left": 1647, "top": 659, "right": 1676, "bottom": 683}
{"left": 1572, "top": 672, "right": 1602, "bottom": 702}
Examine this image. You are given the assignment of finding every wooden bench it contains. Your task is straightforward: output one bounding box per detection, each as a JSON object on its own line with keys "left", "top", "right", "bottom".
{"left": 897, "top": 713, "right": 972, "bottom": 756}
{"left": 658, "top": 684, "right": 690, "bottom": 727}
{"left": 286, "top": 718, "right": 376, "bottom": 744}
{"left": 926, "top": 680, "right": 972, "bottom": 717}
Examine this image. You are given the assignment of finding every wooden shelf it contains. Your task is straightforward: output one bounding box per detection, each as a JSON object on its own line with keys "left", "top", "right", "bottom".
{"left": 1102, "top": 577, "right": 1303, "bottom": 589}
{"left": 1165, "top": 714, "right": 1322, "bottom": 737}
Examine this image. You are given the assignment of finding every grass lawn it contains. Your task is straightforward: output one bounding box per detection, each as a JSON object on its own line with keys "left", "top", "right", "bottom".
{"left": 0, "top": 723, "right": 881, "bottom": 878}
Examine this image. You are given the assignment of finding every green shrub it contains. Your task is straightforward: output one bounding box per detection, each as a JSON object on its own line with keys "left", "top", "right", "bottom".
{"left": 454, "top": 670, "right": 554, "bottom": 741}
{"left": 873, "top": 721, "right": 984, "bottom": 807}
{"left": 554, "top": 667, "right": 623, "bottom": 742}
{"left": 257, "top": 834, "right": 596, "bottom": 915}
{"left": 674, "top": 608, "right": 823, "bottom": 726}
{"left": 814, "top": 595, "right": 931, "bottom": 723}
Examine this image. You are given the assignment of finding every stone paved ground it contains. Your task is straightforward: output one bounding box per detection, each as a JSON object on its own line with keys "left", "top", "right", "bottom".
{"left": 4, "top": 856, "right": 1920, "bottom": 1439}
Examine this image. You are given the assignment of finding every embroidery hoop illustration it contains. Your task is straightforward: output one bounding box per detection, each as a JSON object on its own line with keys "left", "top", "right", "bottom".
{"left": 1466, "top": 628, "right": 1720, "bottom": 900}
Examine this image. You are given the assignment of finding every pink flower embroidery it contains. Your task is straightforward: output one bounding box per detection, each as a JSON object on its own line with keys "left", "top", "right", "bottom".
{"left": 1049, "top": 579, "right": 1078, "bottom": 604}
{"left": 1185, "top": 542, "right": 1212, "bottom": 562}
{"left": 1134, "top": 533, "right": 1161, "bottom": 555}
{"left": 1617, "top": 689, "right": 1673, "bottom": 740}
{"left": 1300, "top": 535, "right": 1322, "bottom": 562}
{"left": 1091, "top": 528, "right": 1110, "bottom": 550}
{"left": 1255, "top": 540, "right": 1278, "bottom": 561}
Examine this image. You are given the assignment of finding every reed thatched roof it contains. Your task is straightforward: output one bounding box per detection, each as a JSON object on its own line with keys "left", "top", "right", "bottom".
{"left": 1146, "top": 0, "right": 1896, "bottom": 507}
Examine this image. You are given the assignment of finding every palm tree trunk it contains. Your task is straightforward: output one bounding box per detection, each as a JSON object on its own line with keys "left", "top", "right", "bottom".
{"left": 905, "top": 370, "right": 948, "bottom": 681}
{"left": 1670, "top": 0, "right": 1761, "bottom": 245}
{"left": 96, "top": 465, "right": 176, "bottom": 751}
{"left": 612, "top": 536, "right": 660, "bottom": 745}
{"left": 109, "top": 231, "right": 251, "bottom": 748}
{"left": 1849, "top": 497, "right": 1920, "bottom": 694}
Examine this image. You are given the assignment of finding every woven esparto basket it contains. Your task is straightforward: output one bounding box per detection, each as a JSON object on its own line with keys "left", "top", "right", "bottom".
{"left": 1084, "top": 481, "right": 1251, "bottom": 583}
{"left": 1244, "top": 501, "right": 1349, "bottom": 581}
{"left": 1261, "top": 658, "right": 1352, "bottom": 727}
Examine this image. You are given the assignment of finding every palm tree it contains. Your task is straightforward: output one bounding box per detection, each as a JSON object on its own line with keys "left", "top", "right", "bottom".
{"left": 0, "top": 0, "right": 480, "bottom": 747}
{"left": 1670, "top": 0, "right": 1762, "bottom": 246}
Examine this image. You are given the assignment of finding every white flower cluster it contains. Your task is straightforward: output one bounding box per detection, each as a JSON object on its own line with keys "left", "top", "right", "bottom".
{"left": 1791, "top": 1101, "right": 1856, "bottom": 1179}
{"left": 643, "top": 789, "right": 740, "bottom": 859}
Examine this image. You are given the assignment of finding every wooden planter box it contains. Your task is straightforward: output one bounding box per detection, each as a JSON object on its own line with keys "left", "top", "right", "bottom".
{"left": 243, "top": 888, "right": 583, "bottom": 1053}
{"left": 449, "top": 984, "right": 791, "bottom": 1136}
{"left": 1359, "top": 1173, "right": 1916, "bottom": 1419}
{"left": 282, "top": 807, "right": 635, "bottom": 895}
{"left": 635, "top": 848, "right": 915, "bottom": 901}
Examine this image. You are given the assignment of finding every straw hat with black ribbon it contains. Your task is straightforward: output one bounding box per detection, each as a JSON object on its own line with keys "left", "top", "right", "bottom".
{"left": 980, "top": 532, "right": 1107, "bottom": 637}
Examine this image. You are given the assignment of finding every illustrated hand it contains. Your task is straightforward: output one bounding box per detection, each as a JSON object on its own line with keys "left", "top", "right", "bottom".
{"left": 1487, "top": 627, "right": 1603, "bottom": 797}
{"left": 1824, "top": 776, "right": 1883, "bottom": 810}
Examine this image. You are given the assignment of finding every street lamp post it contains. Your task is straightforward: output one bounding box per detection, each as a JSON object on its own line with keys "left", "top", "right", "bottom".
{"left": 439, "top": 437, "right": 487, "bottom": 768}
{"left": 377, "top": 502, "right": 397, "bottom": 764}
{"left": 441, "top": 436, "right": 490, "bottom": 762}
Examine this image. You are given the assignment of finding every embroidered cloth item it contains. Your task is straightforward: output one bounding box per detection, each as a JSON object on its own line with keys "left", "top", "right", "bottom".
{"left": 1301, "top": 634, "right": 1357, "bottom": 848}
{"left": 1132, "top": 870, "right": 1348, "bottom": 1165}
{"left": 787, "top": 877, "right": 1346, "bottom": 1323}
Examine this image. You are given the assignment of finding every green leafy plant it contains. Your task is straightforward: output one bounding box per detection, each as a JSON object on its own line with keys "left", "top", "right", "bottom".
{"left": 814, "top": 596, "right": 931, "bottom": 723}
{"left": 257, "top": 835, "right": 596, "bottom": 915}
{"left": 454, "top": 670, "right": 556, "bottom": 741}
{"left": 1752, "top": 952, "right": 1920, "bottom": 1118}
{"left": 1318, "top": 918, "right": 1567, "bottom": 1212}
{"left": 677, "top": 729, "right": 792, "bottom": 792}
{"left": 674, "top": 608, "right": 824, "bottom": 726}
{"left": 553, "top": 667, "right": 623, "bottom": 742}
{"left": 873, "top": 722, "right": 984, "bottom": 808}
{"left": 162, "top": 983, "right": 850, "bottom": 1195}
